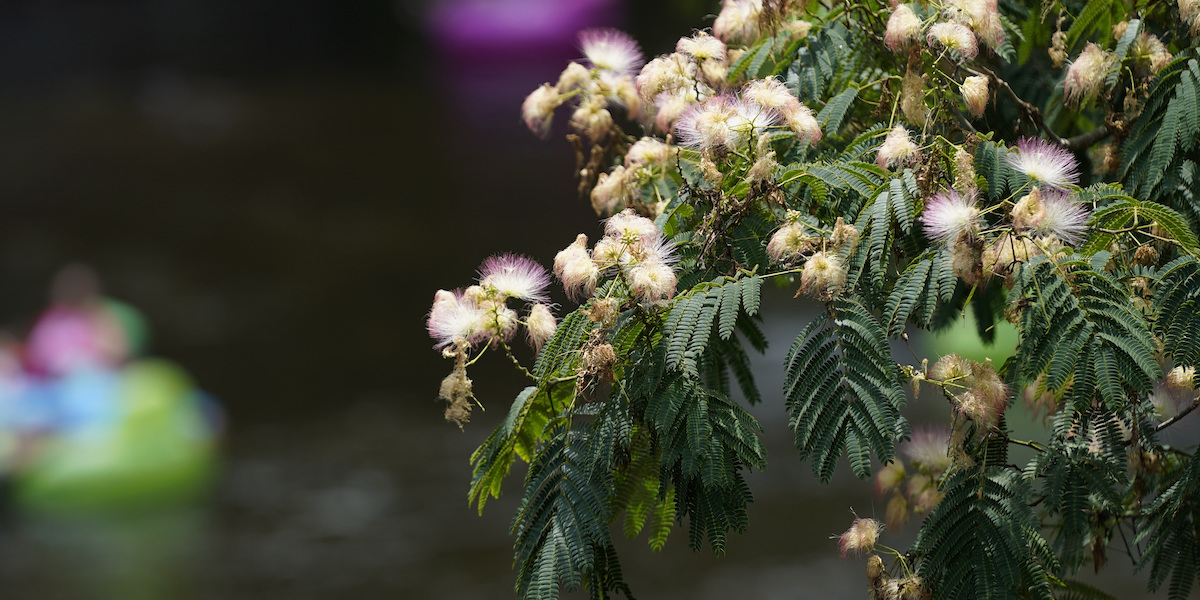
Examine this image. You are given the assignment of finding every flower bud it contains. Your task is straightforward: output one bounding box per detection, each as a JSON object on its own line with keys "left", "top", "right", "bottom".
{"left": 961, "top": 75, "right": 989, "bottom": 118}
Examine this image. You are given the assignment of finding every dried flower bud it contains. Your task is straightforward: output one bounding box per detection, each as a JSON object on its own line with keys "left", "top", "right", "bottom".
{"left": 1134, "top": 244, "right": 1159, "bottom": 266}
{"left": 901, "top": 68, "right": 928, "bottom": 127}
{"left": 953, "top": 146, "right": 977, "bottom": 192}
{"left": 1049, "top": 30, "right": 1068, "bottom": 67}
{"left": 582, "top": 342, "right": 618, "bottom": 383}
{"left": 831, "top": 217, "right": 860, "bottom": 253}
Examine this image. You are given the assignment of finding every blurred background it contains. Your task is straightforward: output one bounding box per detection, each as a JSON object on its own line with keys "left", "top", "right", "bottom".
{"left": 0, "top": 1, "right": 1174, "bottom": 598}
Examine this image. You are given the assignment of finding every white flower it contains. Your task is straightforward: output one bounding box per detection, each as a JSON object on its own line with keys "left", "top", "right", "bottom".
{"left": 676, "top": 31, "right": 726, "bottom": 61}
{"left": 427, "top": 289, "right": 485, "bottom": 348}
{"left": 961, "top": 75, "right": 989, "bottom": 118}
{"left": 628, "top": 259, "right": 678, "bottom": 302}
{"left": 525, "top": 304, "right": 557, "bottom": 350}
{"left": 554, "top": 234, "right": 600, "bottom": 301}
{"left": 713, "top": 0, "right": 763, "bottom": 42}
{"left": 1064, "top": 43, "right": 1117, "bottom": 107}
{"left": 521, "top": 84, "right": 562, "bottom": 138}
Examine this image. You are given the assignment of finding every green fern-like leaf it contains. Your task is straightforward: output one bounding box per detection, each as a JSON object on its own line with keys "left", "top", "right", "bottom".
{"left": 1009, "top": 255, "right": 1161, "bottom": 410}
{"left": 784, "top": 295, "right": 908, "bottom": 481}
{"left": 914, "top": 467, "right": 1057, "bottom": 600}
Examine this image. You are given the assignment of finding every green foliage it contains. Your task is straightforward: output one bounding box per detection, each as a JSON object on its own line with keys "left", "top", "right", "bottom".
{"left": 914, "top": 467, "right": 1058, "bottom": 600}
{"left": 1138, "top": 452, "right": 1200, "bottom": 600}
{"left": 1008, "top": 255, "right": 1160, "bottom": 410}
{"left": 784, "top": 296, "right": 908, "bottom": 481}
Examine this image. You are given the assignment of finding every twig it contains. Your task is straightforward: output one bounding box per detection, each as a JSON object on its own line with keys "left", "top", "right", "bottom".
{"left": 1155, "top": 399, "right": 1200, "bottom": 433}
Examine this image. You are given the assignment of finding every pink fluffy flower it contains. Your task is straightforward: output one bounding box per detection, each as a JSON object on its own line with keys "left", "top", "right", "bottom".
{"left": 676, "top": 94, "right": 780, "bottom": 151}
{"left": 838, "top": 518, "right": 882, "bottom": 558}
{"left": 1064, "top": 42, "right": 1116, "bottom": 107}
{"left": 922, "top": 188, "right": 983, "bottom": 242}
{"left": 902, "top": 426, "right": 952, "bottom": 471}
{"left": 884, "top": 5, "right": 923, "bottom": 52}
{"left": 478, "top": 254, "right": 551, "bottom": 303}
{"left": 927, "top": 22, "right": 978, "bottom": 60}
{"left": 1031, "top": 189, "right": 1090, "bottom": 244}
{"left": 579, "top": 28, "right": 644, "bottom": 77}
{"left": 876, "top": 125, "right": 920, "bottom": 170}
{"left": 427, "top": 289, "right": 484, "bottom": 348}
{"left": 1006, "top": 137, "right": 1080, "bottom": 191}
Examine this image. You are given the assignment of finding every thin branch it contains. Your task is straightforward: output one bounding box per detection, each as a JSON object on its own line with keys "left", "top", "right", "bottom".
{"left": 1155, "top": 399, "right": 1200, "bottom": 433}
{"left": 1063, "top": 124, "right": 1111, "bottom": 150}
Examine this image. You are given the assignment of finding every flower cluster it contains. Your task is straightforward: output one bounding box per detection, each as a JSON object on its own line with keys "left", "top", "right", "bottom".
{"left": 522, "top": 28, "right": 644, "bottom": 141}
{"left": 929, "top": 354, "right": 1009, "bottom": 431}
{"left": 554, "top": 210, "right": 679, "bottom": 304}
{"left": 875, "top": 426, "right": 955, "bottom": 528}
{"left": 427, "top": 254, "right": 557, "bottom": 351}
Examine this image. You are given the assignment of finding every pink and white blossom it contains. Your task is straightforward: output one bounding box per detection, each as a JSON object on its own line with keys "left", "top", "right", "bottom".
{"left": 743, "top": 78, "right": 822, "bottom": 143}
{"left": 1006, "top": 137, "right": 1080, "bottom": 191}
{"left": 427, "top": 289, "right": 485, "bottom": 348}
{"left": 927, "top": 22, "right": 978, "bottom": 60}
{"left": 478, "top": 254, "right": 551, "bottom": 303}
{"left": 676, "top": 94, "right": 779, "bottom": 151}
{"left": 903, "top": 426, "right": 952, "bottom": 472}
{"left": 876, "top": 125, "right": 920, "bottom": 170}
{"left": 838, "top": 518, "right": 882, "bottom": 558}
{"left": 579, "top": 28, "right": 644, "bottom": 77}
{"left": 1033, "top": 189, "right": 1090, "bottom": 244}
{"left": 884, "top": 5, "right": 923, "bottom": 52}
{"left": 922, "top": 188, "right": 983, "bottom": 242}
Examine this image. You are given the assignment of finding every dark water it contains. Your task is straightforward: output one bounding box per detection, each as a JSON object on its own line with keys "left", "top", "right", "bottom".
{"left": 0, "top": 2, "right": 1177, "bottom": 598}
